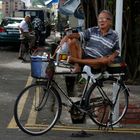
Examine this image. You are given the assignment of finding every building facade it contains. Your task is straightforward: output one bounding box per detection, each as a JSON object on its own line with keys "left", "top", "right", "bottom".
{"left": 2, "top": 0, "right": 24, "bottom": 17}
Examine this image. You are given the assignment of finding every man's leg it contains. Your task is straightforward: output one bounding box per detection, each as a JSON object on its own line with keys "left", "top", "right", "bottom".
{"left": 67, "top": 38, "right": 82, "bottom": 72}
{"left": 68, "top": 56, "right": 109, "bottom": 69}
{"left": 29, "top": 34, "right": 36, "bottom": 48}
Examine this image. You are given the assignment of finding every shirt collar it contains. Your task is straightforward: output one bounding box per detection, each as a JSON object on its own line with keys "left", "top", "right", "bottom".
{"left": 97, "top": 27, "right": 113, "bottom": 36}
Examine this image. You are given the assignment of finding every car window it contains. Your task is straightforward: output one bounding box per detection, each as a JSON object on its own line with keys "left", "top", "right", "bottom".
{"left": 7, "top": 19, "right": 22, "bottom": 25}
{"left": 0, "top": 19, "right": 8, "bottom": 26}
{"left": 1, "top": 19, "right": 22, "bottom": 26}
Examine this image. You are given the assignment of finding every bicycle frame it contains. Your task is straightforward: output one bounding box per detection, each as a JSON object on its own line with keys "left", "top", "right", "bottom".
{"left": 36, "top": 65, "right": 130, "bottom": 113}
{"left": 50, "top": 74, "right": 91, "bottom": 109}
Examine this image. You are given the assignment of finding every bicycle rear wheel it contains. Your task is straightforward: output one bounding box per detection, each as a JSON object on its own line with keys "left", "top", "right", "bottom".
{"left": 85, "top": 77, "right": 129, "bottom": 127}
{"left": 14, "top": 82, "right": 62, "bottom": 136}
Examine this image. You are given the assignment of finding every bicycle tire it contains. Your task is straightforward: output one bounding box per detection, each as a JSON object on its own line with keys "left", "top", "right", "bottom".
{"left": 14, "top": 82, "right": 62, "bottom": 136}
{"left": 85, "top": 77, "right": 129, "bottom": 127}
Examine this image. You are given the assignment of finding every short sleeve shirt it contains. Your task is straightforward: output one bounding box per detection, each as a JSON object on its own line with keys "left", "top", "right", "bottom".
{"left": 79, "top": 26, "right": 120, "bottom": 58}
{"left": 19, "top": 20, "right": 29, "bottom": 32}
{"left": 32, "top": 18, "right": 43, "bottom": 31}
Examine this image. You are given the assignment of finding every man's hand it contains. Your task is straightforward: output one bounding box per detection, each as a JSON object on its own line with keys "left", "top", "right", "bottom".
{"left": 59, "top": 36, "right": 69, "bottom": 46}
{"left": 100, "top": 51, "right": 119, "bottom": 65}
{"left": 99, "top": 55, "right": 114, "bottom": 65}
{"left": 107, "top": 55, "right": 115, "bottom": 64}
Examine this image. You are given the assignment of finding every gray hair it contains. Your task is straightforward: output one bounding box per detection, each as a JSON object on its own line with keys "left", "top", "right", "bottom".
{"left": 99, "top": 10, "right": 113, "bottom": 20}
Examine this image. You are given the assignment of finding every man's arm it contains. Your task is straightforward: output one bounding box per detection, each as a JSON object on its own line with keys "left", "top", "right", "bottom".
{"left": 18, "top": 23, "right": 24, "bottom": 34}
{"left": 99, "top": 51, "right": 119, "bottom": 65}
{"left": 19, "top": 27, "right": 24, "bottom": 34}
{"left": 107, "top": 51, "right": 119, "bottom": 63}
{"left": 59, "top": 33, "right": 80, "bottom": 46}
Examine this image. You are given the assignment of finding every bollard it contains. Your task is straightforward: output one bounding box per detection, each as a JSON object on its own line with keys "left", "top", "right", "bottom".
{"left": 65, "top": 76, "right": 76, "bottom": 97}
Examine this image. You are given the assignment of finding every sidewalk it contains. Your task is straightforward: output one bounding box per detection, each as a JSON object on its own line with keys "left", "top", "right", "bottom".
{"left": 55, "top": 73, "right": 140, "bottom": 129}
{"left": 121, "top": 85, "right": 140, "bottom": 126}
{"left": 45, "top": 32, "right": 140, "bottom": 129}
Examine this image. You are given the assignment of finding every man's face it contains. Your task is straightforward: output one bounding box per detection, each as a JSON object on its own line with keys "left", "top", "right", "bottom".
{"left": 98, "top": 13, "right": 112, "bottom": 30}
{"left": 25, "top": 16, "right": 31, "bottom": 23}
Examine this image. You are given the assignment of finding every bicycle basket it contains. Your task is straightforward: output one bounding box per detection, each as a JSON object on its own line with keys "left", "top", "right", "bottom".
{"left": 31, "top": 55, "right": 55, "bottom": 79}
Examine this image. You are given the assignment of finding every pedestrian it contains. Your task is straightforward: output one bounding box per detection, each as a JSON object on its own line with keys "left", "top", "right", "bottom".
{"left": 32, "top": 16, "right": 44, "bottom": 44}
{"left": 18, "top": 15, "right": 36, "bottom": 50}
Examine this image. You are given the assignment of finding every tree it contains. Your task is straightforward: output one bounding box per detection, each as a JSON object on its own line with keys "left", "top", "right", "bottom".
{"left": 32, "top": 0, "right": 46, "bottom": 6}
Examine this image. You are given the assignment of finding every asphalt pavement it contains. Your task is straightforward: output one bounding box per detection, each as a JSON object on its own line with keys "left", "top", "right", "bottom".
{"left": 1, "top": 42, "right": 140, "bottom": 139}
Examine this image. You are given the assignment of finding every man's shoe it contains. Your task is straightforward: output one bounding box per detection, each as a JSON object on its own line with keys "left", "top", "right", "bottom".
{"left": 18, "top": 56, "right": 23, "bottom": 60}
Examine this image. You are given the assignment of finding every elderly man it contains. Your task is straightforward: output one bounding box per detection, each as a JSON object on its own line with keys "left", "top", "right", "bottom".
{"left": 60, "top": 10, "right": 120, "bottom": 72}
{"left": 18, "top": 15, "right": 35, "bottom": 49}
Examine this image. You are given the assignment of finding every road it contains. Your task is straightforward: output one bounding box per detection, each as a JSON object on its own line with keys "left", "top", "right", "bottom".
{"left": 0, "top": 46, "right": 140, "bottom": 140}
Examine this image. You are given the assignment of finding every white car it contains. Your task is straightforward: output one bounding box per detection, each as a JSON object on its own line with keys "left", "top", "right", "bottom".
{"left": 0, "top": 17, "right": 24, "bottom": 45}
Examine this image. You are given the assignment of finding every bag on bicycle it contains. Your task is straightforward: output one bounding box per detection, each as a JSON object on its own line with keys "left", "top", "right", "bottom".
{"left": 107, "top": 56, "right": 128, "bottom": 80}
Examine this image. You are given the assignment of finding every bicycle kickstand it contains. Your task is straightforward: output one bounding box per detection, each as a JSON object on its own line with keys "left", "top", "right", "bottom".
{"left": 98, "top": 115, "right": 114, "bottom": 131}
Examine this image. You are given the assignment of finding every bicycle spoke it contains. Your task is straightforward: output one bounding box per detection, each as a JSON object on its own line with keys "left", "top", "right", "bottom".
{"left": 85, "top": 78, "right": 128, "bottom": 127}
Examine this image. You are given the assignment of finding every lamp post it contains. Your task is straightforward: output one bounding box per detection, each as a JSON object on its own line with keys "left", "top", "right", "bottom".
{"left": 115, "top": 0, "right": 123, "bottom": 53}
{"left": 113, "top": 0, "right": 123, "bottom": 127}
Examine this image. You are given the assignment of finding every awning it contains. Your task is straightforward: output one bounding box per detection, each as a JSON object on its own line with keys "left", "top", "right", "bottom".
{"left": 45, "top": 0, "right": 52, "bottom": 5}
{"left": 74, "top": 4, "right": 84, "bottom": 19}
{"left": 45, "top": 0, "right": 58, "bottom": 8}
{"left": 58, "top": 0, "right": 84, "bottom": 19}
{"left": 59, "top": 7, "right": 73, "bottom": 16}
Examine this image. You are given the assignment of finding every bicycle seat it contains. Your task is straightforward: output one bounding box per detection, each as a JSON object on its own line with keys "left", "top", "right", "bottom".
{"left": 107, "top": 56, "right": 127, "bottom": 74}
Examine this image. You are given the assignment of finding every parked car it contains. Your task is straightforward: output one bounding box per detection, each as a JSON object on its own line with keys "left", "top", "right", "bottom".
{"left": 0, "top": 17, "right": 24, "bottom": 45}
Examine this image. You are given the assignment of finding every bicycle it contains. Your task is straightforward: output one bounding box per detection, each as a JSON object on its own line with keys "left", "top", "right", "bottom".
{"left": 14, "top": 56, "right": 129, "bottom": 136}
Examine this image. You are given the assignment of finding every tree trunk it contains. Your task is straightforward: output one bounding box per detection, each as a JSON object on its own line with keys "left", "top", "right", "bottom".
{"left": 81, "top": 0, "right": 97, "bottom": 28}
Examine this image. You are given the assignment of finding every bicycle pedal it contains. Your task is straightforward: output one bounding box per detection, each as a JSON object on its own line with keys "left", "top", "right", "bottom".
{"left": 87, "top": 110, "right": 97, "bottom": 118}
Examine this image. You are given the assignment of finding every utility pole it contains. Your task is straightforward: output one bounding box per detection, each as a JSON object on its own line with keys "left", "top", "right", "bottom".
{"left": 113, "top": 0, "right": 123, "bottom": 127}
{"left": 115, "top": 0, "right": 123, "bottom": 53}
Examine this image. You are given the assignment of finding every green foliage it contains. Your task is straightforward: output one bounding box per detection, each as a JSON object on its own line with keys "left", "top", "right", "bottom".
{"left": 32, "top": 0, "right": 45, "bottom": 6}
{"left": 108, "top": 0, "right": 114, "bottom": 5}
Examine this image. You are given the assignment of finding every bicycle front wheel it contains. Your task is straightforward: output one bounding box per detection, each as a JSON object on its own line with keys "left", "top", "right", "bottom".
{"left": 14, "top": 82, "right": 62, "bottom": 136}
{"left": 85, "top": 77, "right": 129, "bottom": 127}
